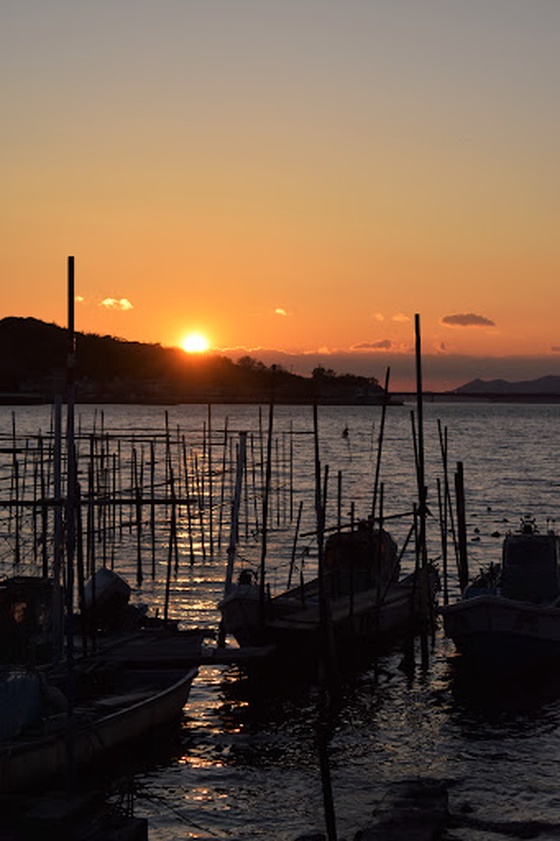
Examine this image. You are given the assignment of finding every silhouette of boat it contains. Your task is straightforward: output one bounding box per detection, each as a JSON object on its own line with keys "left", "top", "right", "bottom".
{"left": 441, "top": 517, "right": 560, "bottom": 672}
{"left": 219, "top": 520, "right": 439, "bottom": 666}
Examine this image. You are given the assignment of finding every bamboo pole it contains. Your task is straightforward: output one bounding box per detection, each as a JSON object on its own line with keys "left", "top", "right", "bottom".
{"left": 414, "top": 313, "right": 429, "bottom": 667}
{"left": 454, "top": 461, "right": 469, "bottom": 591}
{"left": 181, "top": 436, "right": 196, "bottom": 565}
{"left": 287, "top": 499, "right": 303, "bottom": 590}
{"left": 371, "top": 367, "right": 390, "bottom": 523}
{"left": 259, "top": 401, "right": 274, "bottom": 627}
{"left": 217, "top": 417, "right": 229, "bottom": 549}
{"left": 207, "top": 404, "right": 214, "bottom": 557}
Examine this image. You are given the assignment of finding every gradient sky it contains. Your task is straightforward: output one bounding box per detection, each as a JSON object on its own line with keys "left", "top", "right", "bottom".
{"left": 2, "top": 1, "right": 559, "bottom": 390}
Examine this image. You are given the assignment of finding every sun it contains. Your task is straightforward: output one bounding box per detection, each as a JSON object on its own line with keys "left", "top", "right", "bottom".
{"left": 181, "top": 332, "right": 210, "bottom": 354}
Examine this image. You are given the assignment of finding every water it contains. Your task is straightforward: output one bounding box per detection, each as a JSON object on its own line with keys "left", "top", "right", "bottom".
{"left": 2, "top": 400, "right": 560, "bottom": 839}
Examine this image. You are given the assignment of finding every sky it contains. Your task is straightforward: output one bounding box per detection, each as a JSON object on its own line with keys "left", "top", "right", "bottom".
{"left": 2, "top": 1, "right": 559, "bottom": 391}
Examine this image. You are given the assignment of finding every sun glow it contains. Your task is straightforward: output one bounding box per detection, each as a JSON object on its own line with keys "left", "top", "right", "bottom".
{"left": 181, "top": 332, "right": 210, "bottom": 353}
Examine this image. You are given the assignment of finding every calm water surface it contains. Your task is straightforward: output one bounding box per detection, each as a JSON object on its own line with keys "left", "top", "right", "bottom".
{"left": 2, "top": 400, "right": 560, "bottom": 839}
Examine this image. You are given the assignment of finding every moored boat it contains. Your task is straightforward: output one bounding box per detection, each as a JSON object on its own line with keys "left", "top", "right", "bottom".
{"left": 219, "top": 519, "right": 439, "bottom": 666}
{"left": 0, "top": 659, "right": 198, "bottom": 793}
{"left": 441, "top": 517, "right": 560, "bottom": 672}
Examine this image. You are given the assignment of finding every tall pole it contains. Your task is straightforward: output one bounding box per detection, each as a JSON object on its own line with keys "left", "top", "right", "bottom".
{"left": 259, "top": 400, "right": 274, "bottom": 629}
{"left": 65, "top": 255, "right": 77, "bottom": 798}
{"left": 371, "top": 366, "right": 390, "bottom": 523}
{"left": 414, "top": 314, "right": 429, "bottom": 665}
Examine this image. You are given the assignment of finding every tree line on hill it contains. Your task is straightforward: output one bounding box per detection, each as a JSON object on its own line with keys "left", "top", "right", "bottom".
{"left": 0, "top": 317, "right": 385, "bottom": 405}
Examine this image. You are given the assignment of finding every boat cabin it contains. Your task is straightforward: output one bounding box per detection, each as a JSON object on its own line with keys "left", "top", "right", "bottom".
{"left": 324, "top": 523, "right": 400, "bottom": 597}
{"left": 501, "top": 522, "right": 560, "bottom": 603}
{"left": 0, "top": 576, "right": 54, "bottom": 665}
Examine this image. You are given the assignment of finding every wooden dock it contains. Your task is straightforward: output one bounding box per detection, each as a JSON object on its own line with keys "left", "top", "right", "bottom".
{"left": 82, "top": 627, "right": 275, "bottom": 669}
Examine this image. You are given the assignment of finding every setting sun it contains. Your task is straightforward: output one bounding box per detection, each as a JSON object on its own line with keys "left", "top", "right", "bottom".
{"left": 181, "top": 332, "right": 210, "bottom": 354}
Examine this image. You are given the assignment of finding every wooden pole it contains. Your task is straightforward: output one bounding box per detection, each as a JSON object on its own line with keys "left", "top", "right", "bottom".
{"left": 287, "top": 499, "right": 303, "bottom": 590}
{"left": 259, "top": 401, "right": 274, "bottom": 628}
{"left": 207, "top": 404, "right": 214, "bottom": 557}
{"left": 223, "top": 431, "right": 247, "bottom": 597}
{"left": 414, "top": 314, "right": 429, "bottom": 666}
{"left": 64, "top": 254, "right": 77, "bottom": 798}
{"left": 371, "top": 366, "right": 391, "bottom": 523}
{"left": 181, "top": 436, "right": 196, "bottom": 565}
{"left": 455, "top": 461, "right": 469, "bottom": 591}
{"left": 217, "top": 417, "right": 229, "bottom": 549}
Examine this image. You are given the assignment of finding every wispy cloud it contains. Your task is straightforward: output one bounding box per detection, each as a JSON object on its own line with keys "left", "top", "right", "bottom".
{"left": 441, "top": 313, "right": 496, "bottom": 328}
{"left": 99, "top": 298, "right": 134, "bottom": 311}
{"left": 274, "top": 307, "right": 288, "bottom": 316}
{"left": 391, "top": 313, "right": 410, "bottom": 324}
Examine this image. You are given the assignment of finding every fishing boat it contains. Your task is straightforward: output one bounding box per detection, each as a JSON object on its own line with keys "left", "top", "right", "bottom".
{"left": 218, "top": 519, "right": 439, "bottom": 665}
{"left": 0, "top": 567, "right": 203, "bottom": 793}
{"left": 441, "top": 517, "right": 560, "bottom": 672}
{"left": 0, "top": 657, "right": 198, "bottom": 793}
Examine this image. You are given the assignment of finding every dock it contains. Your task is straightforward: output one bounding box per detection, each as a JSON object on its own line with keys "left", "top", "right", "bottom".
{"left": 79, "top": 627, "right": 275, "bottom": 670}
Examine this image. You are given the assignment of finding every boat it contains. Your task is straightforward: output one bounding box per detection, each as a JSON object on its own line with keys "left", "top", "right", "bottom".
{"left": 0, "top": 566, "right": 188, "bottom": 669}
{"left": 441, "top": 517, "right": 560, "bottom": 672}
{"left": 0, "top": 656, "right": 198, "bottom": 793}
{"left": 218, "top": 519, "right": 439, "bottom": 666}
{"left": 0, "top": 567, "right": 203, "bottom": 793}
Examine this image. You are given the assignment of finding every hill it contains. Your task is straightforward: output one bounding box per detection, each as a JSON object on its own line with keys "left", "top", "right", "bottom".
{"left": 454, "top": 375, "right": 560, "bottom": 397}
{"left": 0, "top": 317, "right": 386, "bottom": 405}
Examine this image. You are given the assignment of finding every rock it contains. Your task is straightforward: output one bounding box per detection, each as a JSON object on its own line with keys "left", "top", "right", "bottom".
{"left": 356, "top": 779, "right": 448, "bottom": 840}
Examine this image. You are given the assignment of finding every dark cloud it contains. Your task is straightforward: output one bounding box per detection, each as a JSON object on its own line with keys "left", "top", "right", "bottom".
{"left": 441, "top": 313, "right": 496, "bottom": 328}
{"left": 352, "top": 339, "right": 394, "bottom": 350}
{"left": 552, "top": 346, "right": 560, "bottom": 353}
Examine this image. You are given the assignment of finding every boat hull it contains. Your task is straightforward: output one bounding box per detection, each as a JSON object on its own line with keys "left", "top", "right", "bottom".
{"left": 0, "top": 665, "right": 198, "bottom": 793}
{"left": 441, "top": 595, "right": 560, "bottom": 671}
{"left": 220, "top": 566, "right": 438, "bottom": 664}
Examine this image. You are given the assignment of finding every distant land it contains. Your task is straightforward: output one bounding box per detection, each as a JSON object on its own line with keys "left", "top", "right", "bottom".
{"left": 450, "top": 375, "right": 560, "bottom": 401}
{"left": 0, "top": 317, "right": 390, "bottom": 406}
{"left": 455, "top": 375, "right": 560, "bottom": 395}
{"left": 2, "top": 317, "right": 559, "bottom": 406}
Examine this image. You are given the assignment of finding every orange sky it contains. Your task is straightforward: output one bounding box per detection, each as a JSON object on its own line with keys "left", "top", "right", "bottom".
{"left": 2, "top": 2, "right": 559, "bottom": 390}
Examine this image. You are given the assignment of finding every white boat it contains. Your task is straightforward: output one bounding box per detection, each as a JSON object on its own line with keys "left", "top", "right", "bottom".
{"left": 0, "top": 659, "right": 198, "bottom": 793}
{"left": 219, "top": 521, "right": 439, "bottom": 665}
{"left": 441, "top": 518, "right": 560, "bottom": 672}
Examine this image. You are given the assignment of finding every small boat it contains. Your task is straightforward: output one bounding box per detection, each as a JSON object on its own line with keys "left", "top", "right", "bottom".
{"left": 0, "top": 658, "right": 198, "bottom": 793}
{"left": 218, "top": 520, "right": 439, "bottom": 666}
{"left": 441, "top": 517, "right": 560, "bottom": 672}
{"left": 0, "top": 568, "right": 202, "bottom": 793}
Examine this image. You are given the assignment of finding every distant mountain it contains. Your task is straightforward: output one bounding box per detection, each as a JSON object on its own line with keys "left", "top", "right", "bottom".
{"left": 456, "top": 375, "right": 560, "bottom": 395}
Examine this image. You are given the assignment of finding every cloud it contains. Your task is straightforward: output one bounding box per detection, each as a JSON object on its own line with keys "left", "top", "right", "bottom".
{"left": 391, "top": 313, "right": 410, "bottom": 324}
{"left": 99, "top": 297, "right": 134, "bottom": 311}
{"left": 372, "top": 312, "right": 384, "bottom": 322}
{"left": 75, "top": 295, "right": 86, "bottom": 303}
{"left": 352, "top": 339, "right": 396, "bottom": 351}
{"left": 552, "top": 346, "right": 560, "bottom": 353}
{"left": 441, "top": 313, "right": 496, "bottom": 328}
{"left": 274, "top": 307, "right": 288, "bottom": 316}
{"left": 435, "top": 341, "right": 447, "bottom": 353}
